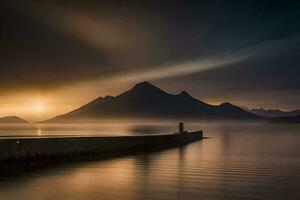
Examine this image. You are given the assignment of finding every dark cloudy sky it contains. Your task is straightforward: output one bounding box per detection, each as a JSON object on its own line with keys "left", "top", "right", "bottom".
{"left": 0, "top": 0, "right": 299, "bottom": 120}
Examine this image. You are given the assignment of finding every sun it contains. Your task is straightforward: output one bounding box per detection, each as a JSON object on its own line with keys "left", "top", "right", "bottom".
{"left": 32, "top": 101, "right": 44, "bottom": 112}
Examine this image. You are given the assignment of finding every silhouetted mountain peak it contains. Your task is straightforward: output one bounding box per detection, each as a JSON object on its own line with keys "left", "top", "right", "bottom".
{"left": 178, "top": 91, "right": 192, "bottom": 98}
{"left": 250, "top": 107, "right": 300, "bottom": 118}
{"left": 132, "top": 81, "right": 157, "bottom": 90}
{"left": 93, "top": 97, "right": 104, "bottom": 102}
{"left": 220, "top": 102, "right": 234, "bottom": 107}
{"left": 0, "top": 116, "right": 28, "bottom": 123}
{"left": 255, "top": 108, "right": 265, "bottom": 111}
{"left": 104, "top": 95, "right": 114, "bottom": 100}
{"left": 83, "top": 96, "right": 104, "bottom": 107}
{"left": 129, "top": 81, "right": 167, "bottom": 96}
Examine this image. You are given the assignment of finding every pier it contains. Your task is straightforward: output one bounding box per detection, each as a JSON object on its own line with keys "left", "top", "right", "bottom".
{"left": 0, "top": 131, "right": 203, "bottom": 162}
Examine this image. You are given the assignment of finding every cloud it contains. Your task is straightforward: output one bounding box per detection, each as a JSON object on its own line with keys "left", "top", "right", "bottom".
{"left": 0, "top": 0, "right": 299, "bottom": 113}
{"left": 155, "top": 35, "right": 300, "bottom": 109}
{"left": 0, "top": 2, "right": 187, "bottom": 94}
{"left": 100, "top": 51, "right": 254, "bottom": 85}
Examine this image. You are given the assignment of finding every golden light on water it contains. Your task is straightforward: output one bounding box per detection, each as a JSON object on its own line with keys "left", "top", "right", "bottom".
{"left": 37, "top": 128, "right": 42, "bottom": 136}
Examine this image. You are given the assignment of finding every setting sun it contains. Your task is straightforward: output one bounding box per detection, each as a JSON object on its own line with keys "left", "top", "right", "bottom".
{"left": 31, "top": 101, "right": 45, "bottom": 112}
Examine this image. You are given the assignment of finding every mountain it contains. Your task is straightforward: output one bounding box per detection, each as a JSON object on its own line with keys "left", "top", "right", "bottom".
{"left": 0, "top": 116, "right": 28, "bottom": 123}
{"left": 270, "top": 115, "right": 300, "bottom": 124}
{"left": 45, "top": 81, "right": 262, "bottom": 122}
{"left": 250, "top": 108, "right": 300, "bottom": 118}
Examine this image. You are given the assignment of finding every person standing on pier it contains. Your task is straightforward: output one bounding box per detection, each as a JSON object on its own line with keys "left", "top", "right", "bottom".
{"left": 179, "top": 122, "right": 187, "bottom": 134}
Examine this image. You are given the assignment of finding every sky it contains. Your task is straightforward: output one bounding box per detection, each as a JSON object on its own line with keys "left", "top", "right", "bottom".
{"left": 0, "top": 0, "right": 299, "bottom": 121}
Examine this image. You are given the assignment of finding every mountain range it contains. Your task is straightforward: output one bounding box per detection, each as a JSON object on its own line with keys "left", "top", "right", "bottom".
{"left": 249, "top": 108, "right": 300, "bottom": 118}
{"left": 45, "top": 81, "right": 261, "bottom": 122}
{"left": 270, "top": 115, "right": 300, "bottom": 124}
{"left": 0, "top": 116, "right": 28, "bottom": 123}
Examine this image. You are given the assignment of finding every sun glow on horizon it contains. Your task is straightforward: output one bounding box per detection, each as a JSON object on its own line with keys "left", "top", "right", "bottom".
{"left": 31, "top": 101, "right": 45, "bottom": 113}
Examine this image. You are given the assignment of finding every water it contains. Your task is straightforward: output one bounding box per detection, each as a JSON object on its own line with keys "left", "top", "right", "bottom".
{"left": 0, "top": 122, "right": 178, "bottom": 137}
{"left": 0, "top": 122, "right": 300, "bottom": 200}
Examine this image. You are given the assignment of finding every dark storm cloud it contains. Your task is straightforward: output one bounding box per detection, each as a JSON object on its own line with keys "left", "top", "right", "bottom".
{"left": 0, "top": 0, "right": 299, "bottom": 109}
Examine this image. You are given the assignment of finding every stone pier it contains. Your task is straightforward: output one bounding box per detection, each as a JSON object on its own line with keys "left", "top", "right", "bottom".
{"left": 0, "top": 131, "right": 203, "bottom": 162}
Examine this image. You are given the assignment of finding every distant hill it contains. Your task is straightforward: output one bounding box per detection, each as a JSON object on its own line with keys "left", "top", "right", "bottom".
{"left": 0, "top": 116, "right": 28, "bottom": 123}
{"left": 250, "top": 108, "right": 300, "bottom": 118}
{"left": 45, "top": 81, "right": 262, "bottom": 122}
{"left": 270, "top": 115, "right": 300, "bottom": 124}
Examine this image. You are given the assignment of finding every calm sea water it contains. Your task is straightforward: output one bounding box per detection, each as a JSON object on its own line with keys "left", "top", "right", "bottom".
{"left": 0, "top": 122, "right": 299, "bottom": 200}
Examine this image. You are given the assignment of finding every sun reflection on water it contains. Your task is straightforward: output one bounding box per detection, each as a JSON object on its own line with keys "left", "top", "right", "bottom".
{"left": 37, "top": 128, "right": 42, "bottom": 136}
